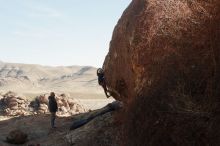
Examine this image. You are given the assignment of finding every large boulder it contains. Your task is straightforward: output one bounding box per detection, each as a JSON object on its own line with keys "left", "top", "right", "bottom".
{"left": 104, "top": 0, "right": 220, "bottom": 145}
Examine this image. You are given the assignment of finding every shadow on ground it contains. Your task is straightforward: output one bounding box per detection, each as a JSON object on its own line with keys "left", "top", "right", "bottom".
{"left": 0, "top": 102, "right": 121, "bottom": 146}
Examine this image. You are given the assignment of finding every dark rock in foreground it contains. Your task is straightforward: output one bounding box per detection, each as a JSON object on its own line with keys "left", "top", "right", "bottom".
{"left": 66, "top": 112, "right": 120, "bottom": 146}
{"left": 70, "top": 101, "right": 122, "bottom": 130}
{"left": 6, "top": 129, "right": 28, "bottom": 144}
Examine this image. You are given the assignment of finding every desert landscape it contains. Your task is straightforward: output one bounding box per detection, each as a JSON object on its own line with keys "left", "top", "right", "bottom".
{"left": 0, "top": 61, "right": 114, "bottom": 110}
{"left": 0, "top": 0, "right": 219, "bottom": 145}
{"left": 0, "top": 61, "right": 115, "bottom": 146}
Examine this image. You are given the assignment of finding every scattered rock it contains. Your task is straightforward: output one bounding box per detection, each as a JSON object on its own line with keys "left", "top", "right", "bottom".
{"left": 32, "top": 93, "right": 88, "bottom": 116}
{"left": 1, "top": 91, "right": 88, "bottom": 117}
{"left": 1, "top": 91, "right": 29, "bottom": 116}
{"left": 55, "top": 94, "right": 88, "bottom": 116}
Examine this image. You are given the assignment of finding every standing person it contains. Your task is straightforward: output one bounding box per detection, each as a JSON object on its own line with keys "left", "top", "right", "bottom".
{"left": 48, "top": 92, "right": 58, "bottom": 128}
{"left": 97, "top": 68, "right": 111, "bottom": 98}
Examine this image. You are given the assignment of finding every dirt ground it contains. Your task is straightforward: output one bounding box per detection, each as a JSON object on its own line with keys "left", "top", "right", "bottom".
{"left": 0, "top": 90, "right": 116, "bottom": 146}
{"left": 79, "top": 98, "right": 115, "bottom": 110}
{"left": 0, "top": 114, "right": 73, "bottom": 146}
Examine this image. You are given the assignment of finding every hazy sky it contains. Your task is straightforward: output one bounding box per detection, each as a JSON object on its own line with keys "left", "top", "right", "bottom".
{"left": 0, "top": 0, "right": 131, "bottom": 67}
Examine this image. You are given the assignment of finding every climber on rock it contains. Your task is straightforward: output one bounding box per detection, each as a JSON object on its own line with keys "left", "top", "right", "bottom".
{"left": 48, "top": 92, "right": 58, "bottom": 128}
{"left": 97, "top": 68, "right": 111, "bottom": 98}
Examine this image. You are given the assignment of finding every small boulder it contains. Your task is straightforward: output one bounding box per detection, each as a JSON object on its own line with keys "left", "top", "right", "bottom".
{"left": 6, "top": 129, "right": 28, "bottom": 144}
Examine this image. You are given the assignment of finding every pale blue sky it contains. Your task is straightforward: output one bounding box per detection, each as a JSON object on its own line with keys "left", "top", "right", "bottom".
{"left": 0, "top": 0, "right": 131, "bottom": 67}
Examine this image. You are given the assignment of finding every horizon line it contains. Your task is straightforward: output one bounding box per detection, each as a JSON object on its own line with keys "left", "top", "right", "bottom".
{"left": 0, "top": 60, "right": 99, "bottom": 68}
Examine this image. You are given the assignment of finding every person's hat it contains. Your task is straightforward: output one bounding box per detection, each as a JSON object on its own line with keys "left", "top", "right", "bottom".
{"left": 97, "top": 68, "right": 104, "bottom": 74}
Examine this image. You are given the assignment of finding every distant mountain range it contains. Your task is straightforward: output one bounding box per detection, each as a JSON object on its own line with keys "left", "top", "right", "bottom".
{"left": 0, "top": 61, "right": 103, "bottom": 98}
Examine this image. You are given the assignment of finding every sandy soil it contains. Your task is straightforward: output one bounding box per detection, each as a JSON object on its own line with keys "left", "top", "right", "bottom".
{"left": 0, "top": 114, "right": 72, "bottom": 146}
{"left": 79, "top": 98, "right": 115, "bottom": 110}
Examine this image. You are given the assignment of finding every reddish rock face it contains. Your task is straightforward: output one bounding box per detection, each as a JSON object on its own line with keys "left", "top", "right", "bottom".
{"left": 104, "top": 0, "right": 220, "bottom": 145}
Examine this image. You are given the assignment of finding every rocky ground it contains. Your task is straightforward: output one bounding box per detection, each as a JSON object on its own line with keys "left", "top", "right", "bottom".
{"left": 0, "top": 91, "right": 88, "bottom": 117}
{"left": 0, "top": 114, "right": 71, "bottom": 146}
{"left": 0, "top": 91, "right": 119, "bottom": 146}
{"left": 0, "top": 103, "right": 120, "bottom": 146}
